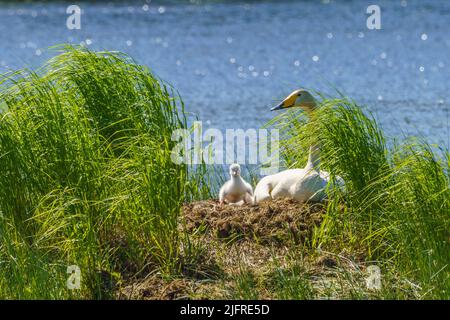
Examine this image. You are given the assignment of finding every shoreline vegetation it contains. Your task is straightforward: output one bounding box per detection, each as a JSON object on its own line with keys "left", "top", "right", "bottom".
{"left": 0, "top": 47, "right": 448, "bottom": 299}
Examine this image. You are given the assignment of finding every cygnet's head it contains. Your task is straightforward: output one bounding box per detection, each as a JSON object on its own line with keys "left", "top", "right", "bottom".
{"left": 271, "top": 89, "right": 316, "bottom": 113}
{"left": 229, "top": 163, "right": 241, "bottom": 177}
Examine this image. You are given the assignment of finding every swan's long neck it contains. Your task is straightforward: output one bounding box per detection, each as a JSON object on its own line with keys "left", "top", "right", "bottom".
{"left": 305, "top": 143, "right": 321, "bottom": 172}
{"left": 301, "top": 98, "right": 321, "bottom": 172}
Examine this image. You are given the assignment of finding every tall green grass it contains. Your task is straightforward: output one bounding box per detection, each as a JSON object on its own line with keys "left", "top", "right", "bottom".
{"left": 0, "top": 47, "right": 447, "bottom": 299}
{"left": 270, "top": 96, "right": 449, "bottom": 299}
{"left": 0, "top": 46, "right": 206, "bottom": 299}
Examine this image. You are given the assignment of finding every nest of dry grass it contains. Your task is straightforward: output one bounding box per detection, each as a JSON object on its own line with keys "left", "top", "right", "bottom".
{"left": 182, "top": 199, "right": 324, "bottom": 244}
{"left": 119, "top": 199, "right": 334, "bottom": 300}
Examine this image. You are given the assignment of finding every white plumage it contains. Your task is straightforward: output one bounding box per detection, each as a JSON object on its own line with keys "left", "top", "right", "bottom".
{"left": 219, "top": 164, "right": 253, "bottom": 205}
{"left": 254, "top": 89, "right": 345, "bottom": 204}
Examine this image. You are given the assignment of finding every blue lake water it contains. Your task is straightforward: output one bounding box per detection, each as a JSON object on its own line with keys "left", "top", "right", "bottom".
{"left": 0, "top": 0, "right": 449, "bottom": 148}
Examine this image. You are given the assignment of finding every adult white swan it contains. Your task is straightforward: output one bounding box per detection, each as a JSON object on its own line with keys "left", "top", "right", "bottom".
{"left": 253, "top": 89, "right": 344, "bottom": 204}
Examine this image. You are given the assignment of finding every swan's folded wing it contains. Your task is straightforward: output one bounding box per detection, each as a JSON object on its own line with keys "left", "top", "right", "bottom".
{"left": 292, "top": 172, "right": 327, "bottom": 202}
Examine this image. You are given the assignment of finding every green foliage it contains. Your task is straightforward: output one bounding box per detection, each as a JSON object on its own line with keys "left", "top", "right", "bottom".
{"left": 269, "top": 96, "right": 449, "bottom": 299}
{"left": 0, "top": 46, "right": 206, "bottom": 299}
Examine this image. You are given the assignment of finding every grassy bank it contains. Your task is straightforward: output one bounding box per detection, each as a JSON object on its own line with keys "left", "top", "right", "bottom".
{"left": 0, "top": 46, "right": 208, "bottom": 299}
{"left": 0, "top": 47, "right": 448, "bottom": 299}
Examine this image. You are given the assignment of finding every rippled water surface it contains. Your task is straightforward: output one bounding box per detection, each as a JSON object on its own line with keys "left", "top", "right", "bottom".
{"left": 0, "top": 0, "right": 449, "bottom": 147}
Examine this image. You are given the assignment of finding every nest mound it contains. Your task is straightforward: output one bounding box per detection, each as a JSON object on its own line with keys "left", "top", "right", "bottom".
{"left": 182, "top": 199, "right": 324, "bottom": 244}
{"left": 119, "top": 275, "right": 192, "bottom": 300}
{"left": 118, "top": 200, "right": 356, "bottom": 300}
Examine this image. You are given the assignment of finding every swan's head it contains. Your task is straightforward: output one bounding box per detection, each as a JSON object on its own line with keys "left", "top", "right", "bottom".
{"left": 271, "top": 89, "right": 316, "bottom": 112}
{"left": 229, "top": 163, "right": 241, "bottom": 177}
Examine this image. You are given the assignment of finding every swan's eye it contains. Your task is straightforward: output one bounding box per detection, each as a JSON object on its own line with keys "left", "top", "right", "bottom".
{"left": 298, "top": 93, "right": 302, "bottom": 96}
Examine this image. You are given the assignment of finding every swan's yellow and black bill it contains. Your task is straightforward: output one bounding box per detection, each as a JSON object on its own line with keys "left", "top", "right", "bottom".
{"left": 271, "top": 91, "right": 298, "bottom": 111}
{"left": 271, "top": 102, "right": 285, "bottom": 111}
{"left": 271, "top": 100, "right": 295, "bottom": 111}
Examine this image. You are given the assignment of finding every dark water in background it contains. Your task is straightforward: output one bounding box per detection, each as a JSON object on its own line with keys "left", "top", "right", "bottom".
{"left": 0, "top": 0, "right": 449, "bottom": 148}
